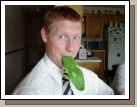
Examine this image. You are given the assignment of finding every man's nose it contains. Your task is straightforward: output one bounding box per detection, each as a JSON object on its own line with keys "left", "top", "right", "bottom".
{"left": 66, "top": 40, "right": 74, "bottom": 52}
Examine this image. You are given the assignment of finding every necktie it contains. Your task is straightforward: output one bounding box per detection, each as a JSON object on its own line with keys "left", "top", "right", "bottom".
{"left": 62, "top": 73, "right": 74, "bottom": 95}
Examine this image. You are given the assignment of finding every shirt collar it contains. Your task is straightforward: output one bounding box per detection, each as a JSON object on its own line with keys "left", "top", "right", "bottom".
{"left": 42, "top": 53, "right": 64, "bottom": 85}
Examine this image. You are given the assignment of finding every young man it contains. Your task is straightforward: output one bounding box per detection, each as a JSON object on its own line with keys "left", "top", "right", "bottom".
{"left": 12, "top": 6, "right": 114, "bottom": 95}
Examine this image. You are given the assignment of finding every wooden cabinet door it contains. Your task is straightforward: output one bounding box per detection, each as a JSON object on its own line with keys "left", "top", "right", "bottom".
{"left": 104, "top": 16, "right": 115, "bottom": 26}
{"left": 94, "top": 51, "right": 105, "bottom": 78}
{"left": 77, "top": 62, "right": 100, "bottom": 76}
{"left": 114, "top": 16, "right": 125, "bottom": 24}
{"left": 103, "top": 15, "right": 125, "bottom": 26}
{"left": 88, "top": 15, "right": 103, "bottom": 38}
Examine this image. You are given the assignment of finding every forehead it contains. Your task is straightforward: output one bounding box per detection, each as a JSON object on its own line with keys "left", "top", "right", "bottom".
{"left": 52, "top": 20, "right": 82, "bottom": 31}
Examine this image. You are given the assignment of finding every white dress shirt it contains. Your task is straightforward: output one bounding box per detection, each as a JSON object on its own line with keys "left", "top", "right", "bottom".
{"left": 12, "top": 53, "right": 114, "bottom": 95}
{"left": 111, "top": 61, "right": 125, "bottom": 95}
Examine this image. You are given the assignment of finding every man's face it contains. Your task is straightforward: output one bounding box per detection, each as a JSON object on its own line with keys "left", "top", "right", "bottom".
{"left": 42, "top": 20, "right": 82, "bottom": 70}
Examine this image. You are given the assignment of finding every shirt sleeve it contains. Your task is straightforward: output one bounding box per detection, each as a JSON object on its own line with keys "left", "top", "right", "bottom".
{"left": 12, "top": 87, "right": 40, "bottom": 95}
{"left": 111, "top": 61, "right": 125, "bottom": 95}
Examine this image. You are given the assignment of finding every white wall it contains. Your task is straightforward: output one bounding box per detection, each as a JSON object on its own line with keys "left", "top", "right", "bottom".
{"left": 5, "top": 5, "right": 28, "bottom": 95}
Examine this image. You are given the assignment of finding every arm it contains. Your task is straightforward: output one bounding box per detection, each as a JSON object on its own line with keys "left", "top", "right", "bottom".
{"left": 98, "top": 78, "right": 114, "bottom": 95}
{"left": 12, "top": 87, "right": 40, "bottom": 95}
{"left": 118, "top": 90, "right": 125, "bottom": 95}
{"left": 111, "top": 61, "right": 125, "bottom": 95}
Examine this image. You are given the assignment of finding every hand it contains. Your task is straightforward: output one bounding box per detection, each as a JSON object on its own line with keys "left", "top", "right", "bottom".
{"left": 118, "top": 90, "right": 125, "bottom": 95}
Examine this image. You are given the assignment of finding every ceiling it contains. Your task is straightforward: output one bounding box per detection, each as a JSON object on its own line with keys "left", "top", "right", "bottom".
{"left": 21, "top": 5, "right": 55, "bottom": 18}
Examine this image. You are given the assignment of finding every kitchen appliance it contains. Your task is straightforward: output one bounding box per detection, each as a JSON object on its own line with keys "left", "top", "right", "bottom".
{"left": 104, "top": 25, "right": 125, "bottom": 70}
{"left": 87, "top": 49, "right": 94, "bottom": 57}
{"left": 88, "top": 41, "right": 99, "bottom": 50}
{"left": 78, "top": 45, "right": 87, "bottom": 59}
{"left": 88, "top": 41, "right": 103, "bottom": 50}
{"left": 84, "top": 41, "right": 87, "bottom": 49}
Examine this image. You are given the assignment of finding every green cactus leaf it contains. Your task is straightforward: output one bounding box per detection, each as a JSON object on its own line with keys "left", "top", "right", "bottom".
{"left": 63, "top": 56, "right": 85, "bottom": 91}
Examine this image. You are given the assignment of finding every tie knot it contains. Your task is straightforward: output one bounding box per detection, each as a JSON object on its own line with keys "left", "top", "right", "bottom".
{"left": 62, "top": 73, "right": 69, "bottom": 81}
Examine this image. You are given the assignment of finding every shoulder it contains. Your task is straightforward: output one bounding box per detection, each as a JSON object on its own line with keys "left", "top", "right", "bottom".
{"left": 115, "top": 61, "right": 125, "bottom": 74}
{"left": 12, "top": 87, "right": 40, "bottom": 95}
{"left": 79, "top": 66, "right": 114, "bottom": 95}
{"left": 13, "top": 58, "right": 48, "bottom": 94}
{"left": 118, "top": 61, "right": 125, "bottom": 70}
{"left": 79, "top": 66, "right": 99, "bottom": 79}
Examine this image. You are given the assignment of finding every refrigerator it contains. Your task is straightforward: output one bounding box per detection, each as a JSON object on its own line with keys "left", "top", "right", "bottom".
{"left": 104, "top": 26, "right": 125, "bottom": 70}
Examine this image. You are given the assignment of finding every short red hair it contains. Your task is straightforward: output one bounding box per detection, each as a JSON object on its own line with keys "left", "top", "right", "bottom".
{"left": 43, "top": 6, "right": 85, "bottom": 34}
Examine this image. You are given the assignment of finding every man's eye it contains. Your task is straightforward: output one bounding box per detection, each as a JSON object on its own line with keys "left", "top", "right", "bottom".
{"left": 74, "top": 36, "right": 79, "bottom": 40}
{"left": 59, "top": 35, "right": 65, "bottom": 39}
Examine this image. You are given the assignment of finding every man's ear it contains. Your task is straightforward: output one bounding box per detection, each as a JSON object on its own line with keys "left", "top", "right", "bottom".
{"left": 41, "top": 27, "right": 47, "bottom": 43}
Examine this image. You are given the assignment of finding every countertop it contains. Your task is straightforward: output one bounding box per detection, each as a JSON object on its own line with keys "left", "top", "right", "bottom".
{"left": 92, "top": 50, "right": 106, "bottom": 52}
{"left": 75, "top": 50, "right": 105, "bottom": 62}
{"left": 75, "top": 57, "right": 102, "bottom": 62}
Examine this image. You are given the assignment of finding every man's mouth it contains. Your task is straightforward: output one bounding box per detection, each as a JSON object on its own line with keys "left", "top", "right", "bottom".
{"left": 62, "top": 55, "right": 74, "bottom": 58}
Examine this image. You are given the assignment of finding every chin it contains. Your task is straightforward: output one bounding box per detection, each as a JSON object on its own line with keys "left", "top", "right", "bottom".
{"left": 73, "top": 54, "right": 77, "bottom": 58}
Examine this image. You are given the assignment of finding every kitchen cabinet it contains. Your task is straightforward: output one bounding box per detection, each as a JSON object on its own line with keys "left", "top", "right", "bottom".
{"left": 104, "top": 15, "right": 125, "bottom": 26}
{"left": 83, "top": 14, "right": 125, "bottom": 38}
{"left": 93, "top": 51, "right": 106, "bottom": 78}
{"left": 83, "top": 14, "right": 103, "bottom": 38}
{"left": 67, "top": 5, "right": 83, "bottom": 16}
{"left": 77, "top": 62, "right": 100, "bottom": 77}
{"left": 114, "top": 15, "right": 125, "bottom": 24}
{"left": 76, "top": 51, "right": 105, "bottom": 78}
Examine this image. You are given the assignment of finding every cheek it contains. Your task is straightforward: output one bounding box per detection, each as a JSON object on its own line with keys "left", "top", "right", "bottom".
{"left": 51, "top": 41, "right": 65, "bottom": 52}
{"left": 75, "top": 42, "right": 81, "bottom": 50}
